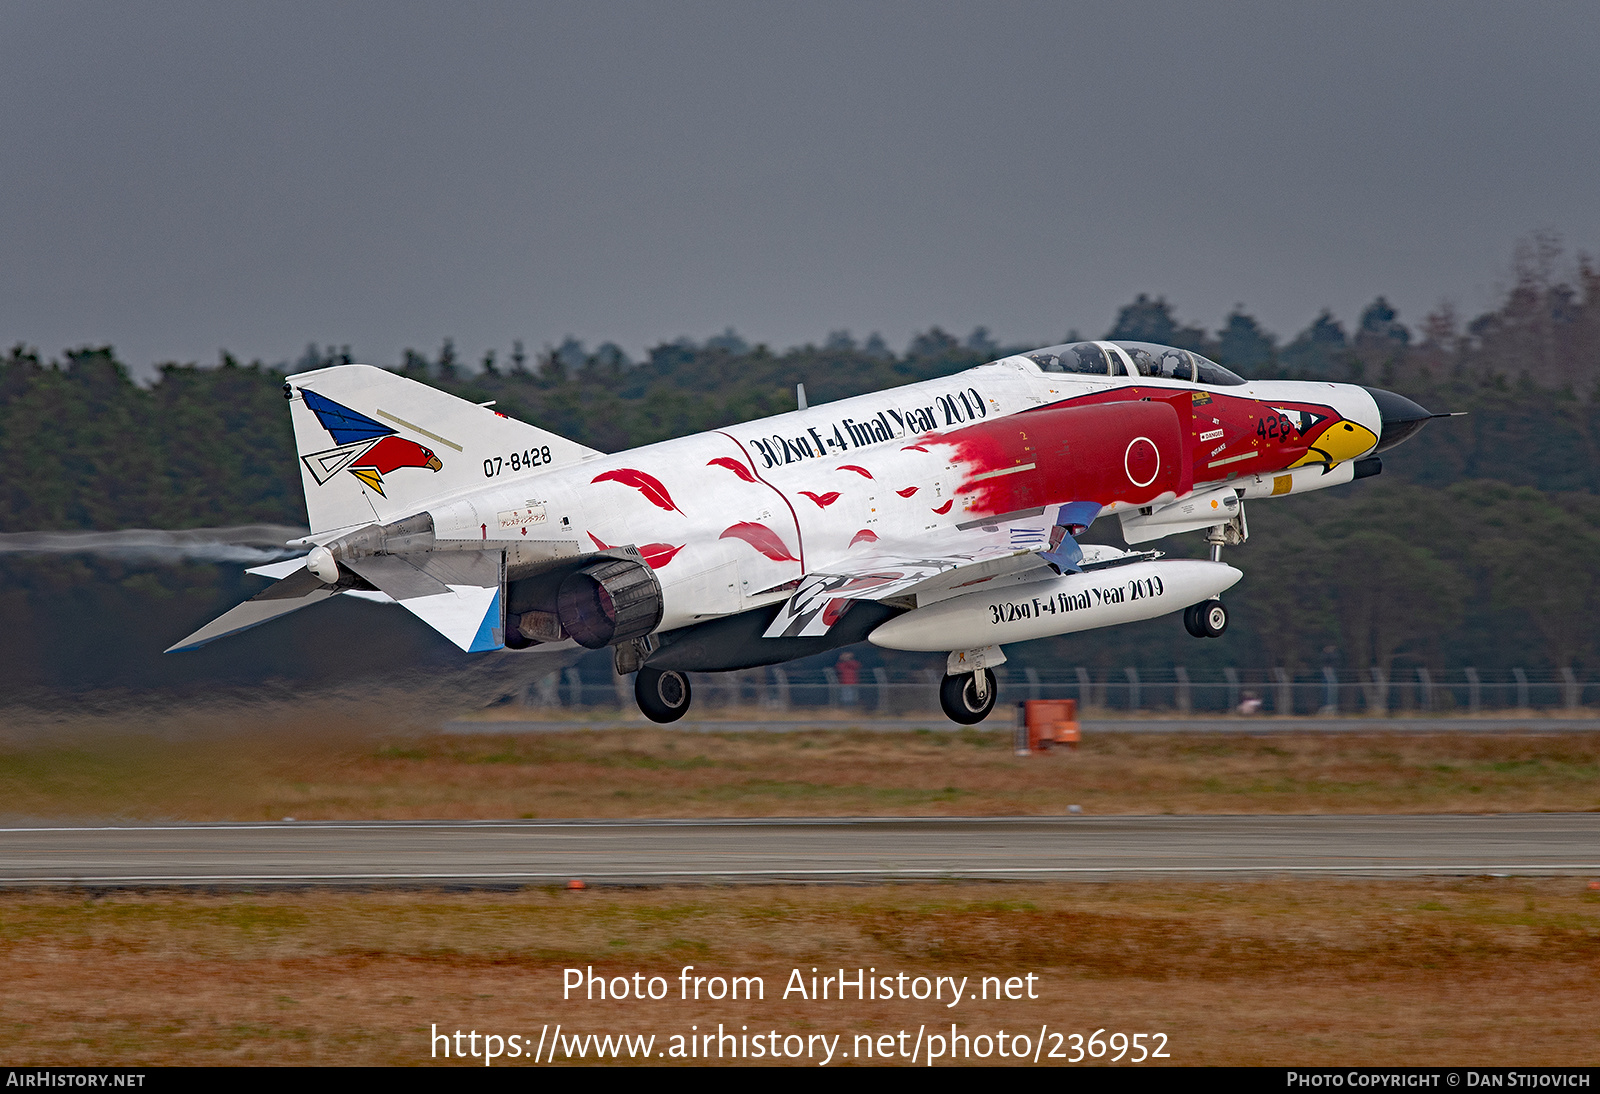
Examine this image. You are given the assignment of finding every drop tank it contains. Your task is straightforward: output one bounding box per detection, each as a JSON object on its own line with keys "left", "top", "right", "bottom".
{"left": 865, "top": 559, "right": 1241, "bottom": 652}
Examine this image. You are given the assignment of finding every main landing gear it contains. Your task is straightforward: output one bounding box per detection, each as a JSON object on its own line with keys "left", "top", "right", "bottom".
{"left": 633, "top": 659, "right": 1002, "bottom": 725}
{"left": 1183, "top": 599, "right": 1229, "bottom": 638}
{"left": 940, "top": 668, "right": 998, "bottom": 725}
{"left": 635, "top": 666, "right": 692, "bottom": 723}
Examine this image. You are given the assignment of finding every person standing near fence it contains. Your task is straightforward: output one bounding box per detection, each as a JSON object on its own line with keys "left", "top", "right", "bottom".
{"left": 836, "top": 651, "right": 861, "bottom": 706}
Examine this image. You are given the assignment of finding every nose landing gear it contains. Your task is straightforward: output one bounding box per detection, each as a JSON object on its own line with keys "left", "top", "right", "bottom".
{"left": 1187, "top": 511, "right": 1244, "bottom": 639}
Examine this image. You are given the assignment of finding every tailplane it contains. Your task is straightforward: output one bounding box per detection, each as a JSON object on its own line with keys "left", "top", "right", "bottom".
{"left": 286, "top": 364, "right": 600, "bottom": 534}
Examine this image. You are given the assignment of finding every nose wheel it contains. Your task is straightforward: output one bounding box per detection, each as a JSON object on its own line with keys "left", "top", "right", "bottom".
{"left": 940, "top": 669, "right": 997, "bottom": 724}
{"left": 636, "top": 666, "right": 692, "bottom": 723}
{"left": 1183, "top": 599, "right": 1229, "bottom": 638}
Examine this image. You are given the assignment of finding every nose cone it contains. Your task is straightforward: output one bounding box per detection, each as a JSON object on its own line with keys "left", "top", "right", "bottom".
{"left": 1363, "top": 387, "right": 1435, "bottom": 454}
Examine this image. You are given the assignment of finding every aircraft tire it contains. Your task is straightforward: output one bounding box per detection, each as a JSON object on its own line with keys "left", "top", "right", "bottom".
{"left": 1199, "top": 599, "right": 1228, "bottom": 638}
{"left": 940, "top": 669, "right": 997, "bottom": 725}
{"left": 1183, "top": 603, "right": 1206, "bottom": 638}
{"left": 636, "top": 666, "right": 692, "bottom": 723}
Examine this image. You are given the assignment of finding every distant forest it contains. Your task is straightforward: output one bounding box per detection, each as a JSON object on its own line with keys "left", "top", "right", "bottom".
{"left": 4, "top": 236, "right": 1600, "bottom": 691}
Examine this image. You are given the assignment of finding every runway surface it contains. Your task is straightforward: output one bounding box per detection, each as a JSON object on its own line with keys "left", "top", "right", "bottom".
{"left": 443, "top": 717, "right": 1600, "bottom": 734}
{"left": 2, "top": 814, "right": 1597, "bottom": 887}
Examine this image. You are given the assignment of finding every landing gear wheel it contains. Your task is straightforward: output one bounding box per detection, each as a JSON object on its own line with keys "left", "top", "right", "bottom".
{"left": 635, "top": 666, "right": 692, "bottom": 723}
{"left": 1183, "top": 603, "right": 1206, "bottom": 638}
{"left": 939, "top": 669, "right": 997, "bottom": 725}
{"left": 1199, "top": 599, "right": 1228, "bottom": 638}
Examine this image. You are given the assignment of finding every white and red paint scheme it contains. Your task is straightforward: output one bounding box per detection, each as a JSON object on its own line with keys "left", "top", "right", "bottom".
{"left": 172, "top": 340, "right": 1439, "bottom": 724}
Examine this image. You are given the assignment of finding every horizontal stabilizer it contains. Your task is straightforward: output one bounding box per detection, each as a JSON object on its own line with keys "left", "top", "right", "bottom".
{"left": 247, "top": 555, "right": 397, "bottom": 604}
{"left": 174, "top": 549, "right": 503, "bottom": 652}
{"left": 246, "top": 555, "right": 311, "bottom": 580}
{"left": 345, "top": 550, "right": 503, "bottom": 653}
{"left": 165, "top": 569, "right": 341, "bottom": 652}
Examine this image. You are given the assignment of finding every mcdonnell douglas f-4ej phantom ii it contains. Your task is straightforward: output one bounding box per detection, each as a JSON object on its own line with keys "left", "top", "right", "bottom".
{"left": 170, "top": 340, "right": 1442, "bottom": 724}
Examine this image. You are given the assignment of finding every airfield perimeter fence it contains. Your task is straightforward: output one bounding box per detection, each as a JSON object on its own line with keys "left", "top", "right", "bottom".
{"left": 524, "top": 665, "right": 1600, "bottom": 717}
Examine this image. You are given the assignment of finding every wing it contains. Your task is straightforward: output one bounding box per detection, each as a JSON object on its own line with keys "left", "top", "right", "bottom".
{"left": 762, "top": 504, "right": 1115, "bottom": 639}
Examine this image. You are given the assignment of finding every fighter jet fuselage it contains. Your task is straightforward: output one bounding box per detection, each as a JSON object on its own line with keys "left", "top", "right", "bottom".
{"left": 171, "top": 339, "right": 1438, "bottom": 724}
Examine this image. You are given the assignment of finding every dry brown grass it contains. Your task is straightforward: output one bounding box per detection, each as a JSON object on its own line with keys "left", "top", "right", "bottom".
{"left": 4, "top": 705, "right": 1596, "bottom": 1066}
{"left": 1, "top": 879, "right": 1596, "bottom": 1065}
{"left": 1, "top": 705, "right": 1598, "bottom": 820}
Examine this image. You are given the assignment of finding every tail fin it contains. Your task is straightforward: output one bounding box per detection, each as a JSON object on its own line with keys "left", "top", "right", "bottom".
{"left": 285, "top": 364, "right": 601, "bottom": 534}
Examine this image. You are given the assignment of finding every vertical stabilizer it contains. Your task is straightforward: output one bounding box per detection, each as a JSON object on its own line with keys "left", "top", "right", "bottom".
{"left": 285, "top": 364, "right": 601, "bottom": 534}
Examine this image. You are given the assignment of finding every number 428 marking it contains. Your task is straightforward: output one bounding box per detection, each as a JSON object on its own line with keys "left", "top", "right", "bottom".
{"left": 484, "top": 447, "right": 552, "bottom": 477}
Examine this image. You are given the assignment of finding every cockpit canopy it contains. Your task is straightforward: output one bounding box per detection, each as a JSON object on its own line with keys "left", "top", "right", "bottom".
{"left": 1025, "top": 340, "right": 1246, "bottom": 387}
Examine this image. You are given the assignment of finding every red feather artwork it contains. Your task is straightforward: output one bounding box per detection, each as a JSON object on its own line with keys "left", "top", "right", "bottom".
{"left": 837, "top": 465, "right": 874, "bottom": 478}
{"left": 719, "top": 522, "right": 799, "bottom": 563}
{"left": 639, "top": 543, "right": 686, "bottom": 568}
{"left": 586, "top": 531, "right": 684, "bottom": 569}
{"left": 798, "top": 490, "right": 841, "bottom": 508}
{"left": 706, "top": 457, "right": 757, "bottom": 483}
{"left": 591, "top": 468, "right": 684, "bottom": 514}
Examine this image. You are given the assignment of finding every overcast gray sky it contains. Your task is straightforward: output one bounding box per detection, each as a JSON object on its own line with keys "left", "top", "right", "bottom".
{"left": 3, "top": 1, "right": 1597, "bottom": 374}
